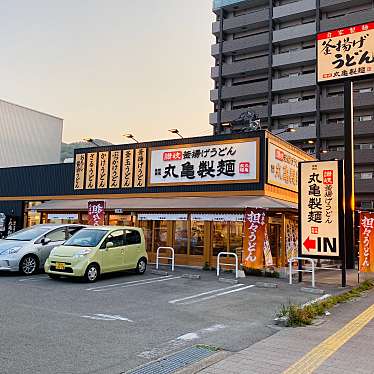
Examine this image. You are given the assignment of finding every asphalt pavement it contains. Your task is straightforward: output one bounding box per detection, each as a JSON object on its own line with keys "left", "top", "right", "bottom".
{"left": 0, "top": 266, "right": 344, "bottom": 374}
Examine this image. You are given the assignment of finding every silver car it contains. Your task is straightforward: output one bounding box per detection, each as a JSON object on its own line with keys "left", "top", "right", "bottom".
{"left": 0, "top": 224, "right": 85, "bottom": 275}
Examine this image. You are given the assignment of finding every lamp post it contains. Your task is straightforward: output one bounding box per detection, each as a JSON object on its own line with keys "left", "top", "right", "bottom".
{"left": 123, "top": 134, "right": 139, "bottom": 143}
{"left": 168, "top": 129, "right": 184, "bottom": 139}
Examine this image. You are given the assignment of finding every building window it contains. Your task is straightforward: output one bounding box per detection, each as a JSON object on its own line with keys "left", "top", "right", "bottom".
{"left": 190, "top": 221, "right": 205, "bottom": 256}
{"left": 229, "top": 222, "right": 243, "bottom": 254}
{"left": 358, "top": 115, "right": 373, "bottom": 122}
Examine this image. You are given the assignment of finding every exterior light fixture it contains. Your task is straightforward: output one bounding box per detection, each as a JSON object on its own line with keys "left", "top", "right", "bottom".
{"left": 123, "top": 134, "right": 139, "bottom": 143}
{"left": 83, "top": 138, "right": 100, "bottom": 147}
{"left": 168, "top": 129, "right": 183, "bottom": 139}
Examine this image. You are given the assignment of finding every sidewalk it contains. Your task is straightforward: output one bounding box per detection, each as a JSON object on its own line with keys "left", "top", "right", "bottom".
{"left": 196, "top": 288, "right": 374, "bottom": 374}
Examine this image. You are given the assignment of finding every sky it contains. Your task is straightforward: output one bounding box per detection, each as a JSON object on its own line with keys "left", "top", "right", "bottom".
{"left": 0, "top": 0, "right": 215, "bottom": 144}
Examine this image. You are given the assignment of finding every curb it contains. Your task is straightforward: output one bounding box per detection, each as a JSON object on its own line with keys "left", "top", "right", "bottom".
{"left": 301, "top": 287, "right": 325, "bottom": 295}
{"left": 255, "top": 282, "right": 278, "bottom": 288}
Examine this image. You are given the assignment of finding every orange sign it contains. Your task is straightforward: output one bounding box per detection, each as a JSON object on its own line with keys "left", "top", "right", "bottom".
{"left": 242, "top": 208, "right": 267, "bottom": 269}
{"left": 318, "top": 22, "right": 374, "bottom": 83}
{"left": 359, "top": 212, "right": 374, "bottom": 273}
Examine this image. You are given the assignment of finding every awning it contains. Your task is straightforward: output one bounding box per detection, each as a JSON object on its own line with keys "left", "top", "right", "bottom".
{"left": 33, "top": 196, "right": 297, "bottom": 212}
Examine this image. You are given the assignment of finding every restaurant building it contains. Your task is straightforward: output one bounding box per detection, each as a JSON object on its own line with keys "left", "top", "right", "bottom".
{"left": 0, "top": 131, "right": 313, "bottom": 268}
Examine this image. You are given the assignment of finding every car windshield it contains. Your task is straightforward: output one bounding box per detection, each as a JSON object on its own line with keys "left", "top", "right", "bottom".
{"left": 63, "top": 229, "right": 108, "bottom": 247}
{"left": 5, "top": 226, "right": 53, "bottom": 241}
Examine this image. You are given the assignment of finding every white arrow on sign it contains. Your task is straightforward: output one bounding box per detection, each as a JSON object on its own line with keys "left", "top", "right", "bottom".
{"left": 81, "top": 314, "right": 134, "bottom": 322}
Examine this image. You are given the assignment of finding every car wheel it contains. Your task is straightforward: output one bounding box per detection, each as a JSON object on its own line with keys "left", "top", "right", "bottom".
{"left": 136, "top": 258, "right": 147, "bottom": 274}
{"left": 20, "top": 255, "right": 39, "bottom": 276}
{"left": 84, "top": 264, "right": 100, "bottom": 283}
{"left": 48, "top": 274, "right": 60, "bottom": 280}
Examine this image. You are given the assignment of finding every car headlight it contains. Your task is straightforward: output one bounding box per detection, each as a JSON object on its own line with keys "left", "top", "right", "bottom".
{"left": 73, "top": 249, "right": 91, "bottom": 258}
{"left": 1, "top": 247, "right": 22, "bottom": 255}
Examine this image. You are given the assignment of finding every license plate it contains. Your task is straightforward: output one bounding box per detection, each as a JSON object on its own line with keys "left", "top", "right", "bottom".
{"left": 56, "top": 262, "right": 65, "bottom": 270}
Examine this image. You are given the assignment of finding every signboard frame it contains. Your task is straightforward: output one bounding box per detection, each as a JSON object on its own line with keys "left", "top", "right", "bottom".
{"left": 317, "top": 22, "right": 374, "bottom": 85}
{"left": 298, "top": 160, "right": 345, "bottom": 261}
{"left": 147, "top": 138, "right": 260, "bottom": 187}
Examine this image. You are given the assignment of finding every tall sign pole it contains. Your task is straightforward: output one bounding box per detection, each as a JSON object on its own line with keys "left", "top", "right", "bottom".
{"left": 344, "top": 80, "right": 355, "bottom": 269}
{"left": 317, "top": 22, "right": 374, "bottom": 272}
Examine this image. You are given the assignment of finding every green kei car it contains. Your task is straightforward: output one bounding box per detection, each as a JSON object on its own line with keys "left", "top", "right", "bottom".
{"left": 45, "top": 226, "right": 147, "bottom": 282}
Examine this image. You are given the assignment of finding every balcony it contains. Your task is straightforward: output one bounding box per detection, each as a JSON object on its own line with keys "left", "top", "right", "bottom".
{"left": 320, "top": 8, "right": 374, "bottom": 32}
{"left": 210, "top": 80, "right": 268, "bottom": 102}
{"left": 276, "top": 126, "right": 317, "bottom": 142}
{"left": 320, "top": 0, "right": 369, "bottom": 12}
{"left": 272, "top": 48, "right": 316, "bottom": 68}
{"left": 212, "top": 8, "right": 269, "bottom": 34}
{"left": 320, "top": 149, "right": 374, "bottom": 164}
{"left": 211, "top": 56, "right": 269, "bottom": 79}
{"left": 209, "top": 106, "right": 268, "bottom": 125}
{"left": 213, "top": 0, "right": 253, "bottom": 11}
{"left": 355, "top": 179, "right": 374, "bottom": 195}
{"left": 273, "top": 0, "right": 316, "bottom": 21}
{"left": 321, "top": 92, "right": 374, "bottom": 112}
{"left": 272, "top": 99, "right": 316, "bottom": 117}
{"left": 320, "top": 120, "right": 374, "bottom": 139}
{"left": 272, "top": 73, "right": 316, "bottom": 93}
{"left": 273, "top": 23, "right": 316, "bottom": 43}
{"left": 211, "top": 33, "right": 269, "bottom": 57}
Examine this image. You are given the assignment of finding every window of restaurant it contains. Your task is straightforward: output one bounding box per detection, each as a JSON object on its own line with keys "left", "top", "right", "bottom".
{"left": 173, "top": 220, "right": 188, "bottom": 254}
{"left": 108, "top": 214, "right": 135, "bottom": 226}
{"left": 45, "top": 213, "right": 80, "bottom": 225}
{"left": 212, "top": 222, "right": 229, "bottom": 257}
{"left": 138, "top": 220, "right": 153, "bottom": 252}
{"left": 153, "top": 220, "right": 168, "bottom": 252}
{"left": 24, "top": 202, "right": 43, "bottom": 227}
{"left": 190, "top": 221, "right": 205, "bottom": 256}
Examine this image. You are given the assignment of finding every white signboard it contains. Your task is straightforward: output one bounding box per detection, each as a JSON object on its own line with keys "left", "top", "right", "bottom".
{"left": 148, "top": 139, "right": 259, "bottom": 186}
{"left": 317, "top": 22, "right": 374, "bottom": 83}
{"left": 267, "top": 140, "right": 308, "bottom": 192}
{"left": 191, "top": 213, "right": 244, "bottom": 222}
{"left": 47, "top": 213, "right": 79, "bottom": 220}
{"left": 137, "top": 213, "right": 188, "bottom": 221}
{"left": 300, "top": 161, "right": 341, "bottom": 258}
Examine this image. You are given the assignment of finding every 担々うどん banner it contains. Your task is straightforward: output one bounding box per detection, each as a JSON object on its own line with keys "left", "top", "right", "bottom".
{"left": 359, "top": 211, "right": 374, "bottom": 273}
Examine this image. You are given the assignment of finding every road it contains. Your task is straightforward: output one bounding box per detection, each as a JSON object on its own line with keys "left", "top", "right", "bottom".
{"left": 0, "top": 267, "right": 334, "bottom": 374}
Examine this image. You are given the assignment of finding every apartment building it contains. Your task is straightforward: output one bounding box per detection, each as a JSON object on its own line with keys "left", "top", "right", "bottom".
{"left": 210, "top": 0, "right": 374, "bottom": 209}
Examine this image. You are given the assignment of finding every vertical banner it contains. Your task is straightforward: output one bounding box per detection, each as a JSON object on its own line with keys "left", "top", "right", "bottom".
{"left": 74, "top": 154, "right": 86, "bottom": 190}
{"left": 85, "top": 153, "right": 97, "bottom": 190}
{"left": 263, "top": 227, "right": 273, "bottom": 267}
{"left": 88, "top": 201, "right": 105, "bottom": 226}
{"left": 122, "top": 149, "right": 134, "bottom": 188}
{"left": 359, "top": 212, "right": 374, "bottom": 272}
{"left": 242, "top": 208, "right": 267, "bottom": 269}
{"left": 134, "top": 148, "right": 147, "bottom": 188}
{"left": 97, "top": 152, "right": 109, "bottom": 189}
{"left": 286, "top": 219, "right": 298, "bottom": 261}
{"left": 299, "top": 161, "right": 343, "bottom": 258}
{"left": 109, "top": 150, "right": 121, "bottom": 189}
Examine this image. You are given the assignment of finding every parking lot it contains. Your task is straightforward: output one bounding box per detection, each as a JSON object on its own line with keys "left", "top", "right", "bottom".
{"left": 0, "top": 266, "right": 335, "bottom": 374}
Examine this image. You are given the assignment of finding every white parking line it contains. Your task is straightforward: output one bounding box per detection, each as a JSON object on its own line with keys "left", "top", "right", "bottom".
{"left": 169, "top": 284, "right": 243, "bottom": 304}
{"left": 81, "top": 314, "right": 134, "bottom": 322}
{"left": 86, "top": 275, "right": 176, "bottom": 291}
{"left": 89, "top": 276, "right": 183, "bottom": 292}
{"left": 178, "top": 284, "right": 256, "bottom": 305}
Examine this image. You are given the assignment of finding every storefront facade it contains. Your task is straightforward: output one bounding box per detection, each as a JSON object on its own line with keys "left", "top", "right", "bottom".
{"left": 0, "top": 131, "right": 313, "bottom": 268}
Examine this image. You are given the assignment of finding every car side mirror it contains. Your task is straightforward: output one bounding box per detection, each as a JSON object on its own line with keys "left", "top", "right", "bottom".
{"left": 106, "top": 241, "right": 114, "bottom": 249}
{"left": 41, "top": 237, "right": 52, "bottom": 246}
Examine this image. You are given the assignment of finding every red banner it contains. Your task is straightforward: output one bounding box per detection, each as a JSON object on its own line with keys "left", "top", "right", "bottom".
{"left": 88, "top": 201, "right": 105, "bottom": 226}
{"left": 242, "top": 208, "right": 267, "bottom": 269}
{"left": 359, "top": 212, "right": 374, "bottom": 273}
